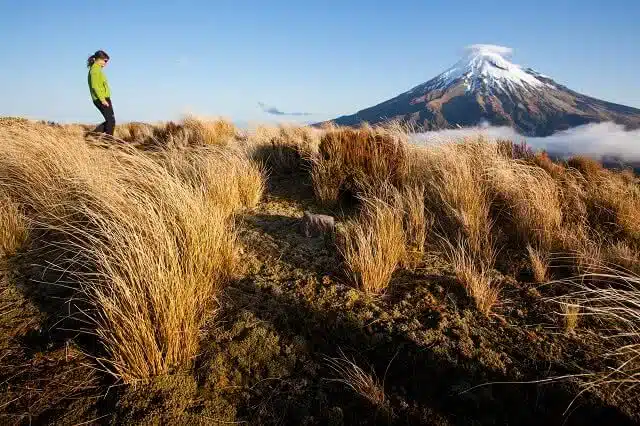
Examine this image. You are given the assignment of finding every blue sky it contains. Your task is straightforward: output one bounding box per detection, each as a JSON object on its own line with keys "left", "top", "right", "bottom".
{"left": 0, "top": 0, "right": 638, "bottom": 125}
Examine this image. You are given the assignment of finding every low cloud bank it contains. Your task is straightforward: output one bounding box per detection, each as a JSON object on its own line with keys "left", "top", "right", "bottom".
{"left": 412, "top": 122, "right": 640, "bottom": 161}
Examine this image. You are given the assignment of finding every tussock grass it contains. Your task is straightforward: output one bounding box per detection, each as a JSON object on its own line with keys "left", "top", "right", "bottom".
{"left": 183, "top": 115, "right": 237, "bottom": 146}
{"left": 567, "top": 155, "right": 604, "bottom": 181}
{"left": 248, "top": 125, "right": 320, "bottom": 173}
{"left": 416, "top": 144, "right": 494, "bottom": 264}
{"left": 0, "top": 123, "right": 247, "bottom": 383}
{"left": 116, "top": 117, "right": 238, "bottom": 149}
{"left": 444, "top": 237, "right": 499, "bottom": 315}
{"left": 487, "top": 159, "right": 563, "bottom": 250}
{"left": 154, "top": 147, "right": 265, "bottom": 215}
{"left": 548, "top": 270, "right": 640, "bottom": 403}
{"left": 527, "top": 244, "right": 550, "bottom": 283}
{"left": 398, "top": 185, "right": 430, "bottom": 268}
{"left": 324, "top": 349, "right": 386, "bottom": 408}
{"left": 337, "top": 195, "right": 406, "bottom": 294}
{"left": 587, "top": 171, "right": 640, "bottom": 242}
{"left": 312, "top": 125, "right": 409, "bottom": 206}
{"left": 0, "top": 193, "right": 28, "bottom": 257}
{"left": 563, "top": 302, "right": 580, "bottom": 333}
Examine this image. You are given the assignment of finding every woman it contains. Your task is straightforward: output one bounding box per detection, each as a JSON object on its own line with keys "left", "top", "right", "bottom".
{"left": 87, "top": 50, "right": 115, "bottom": 136}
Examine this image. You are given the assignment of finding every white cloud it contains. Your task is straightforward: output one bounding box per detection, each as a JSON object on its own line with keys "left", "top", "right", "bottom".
{"left": 465, "top": 44, "right": 513, "bottom": 58}
{"left": 412, "top": 122, "right": 640, "bottom": 161}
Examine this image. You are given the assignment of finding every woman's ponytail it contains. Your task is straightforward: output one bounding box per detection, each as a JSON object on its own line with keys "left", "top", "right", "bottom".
{"left": 87, "top": 50, "right": 110, "bottom": 68}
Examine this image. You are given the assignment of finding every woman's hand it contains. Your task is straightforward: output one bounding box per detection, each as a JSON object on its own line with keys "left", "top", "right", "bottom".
{"left": 101, "top": 100, "right": 110, "bottom": 107}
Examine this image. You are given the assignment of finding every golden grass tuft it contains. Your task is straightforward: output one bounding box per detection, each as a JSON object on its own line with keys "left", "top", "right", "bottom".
{"left": 548, "top": 271, "right": 640, "bottom": 402}
{"left": 587, "top": 171, "right": 640, "bottom": 242}
{"left": 444, "top": 237, "right": 500, "bottom": 315}
{"left": 563, "top": 302, "right": 580, "bottom": 333}
{"left": 337, "top": 195, "right": 406, "bottom": 294}
{"left": 0, "top": 193, "right": 29, "bottom": 257}
{"left": 153, "top": 147, "right": 265, "bottom": 215}
{"left": 312, "top": 125, "right": 409, "bottom": 206}
{"left": 487, "top": 159, "right": 563, "bottom": 250}
{"left": 415, "top": 143, "right": 494, "bottom": 264}
{"left": 248, "top": 125, "right": 320, "bottom": 173}
{"left": 527, "top": 244, "right": 550, "bottom": 283}
{"left": 324, "top": 349, "right": 386, "bottom": 408}
{"left": 0, "top": 123, "right": 246, "bottom": 383}
{"left": 183, "top": 116, "right": 237, "bottom": 146}
{"left": 567, "top": 155, "right": 604, "bottom": 180}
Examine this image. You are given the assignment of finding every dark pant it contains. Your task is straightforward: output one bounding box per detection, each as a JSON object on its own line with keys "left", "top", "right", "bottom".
{"left": 93, "top": 97, "right": 115, "bottom": 136}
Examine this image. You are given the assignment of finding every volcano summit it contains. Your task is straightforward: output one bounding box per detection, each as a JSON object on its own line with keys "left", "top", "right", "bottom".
{"left": 329, "top": 45, "right": 640, "bottom": 136}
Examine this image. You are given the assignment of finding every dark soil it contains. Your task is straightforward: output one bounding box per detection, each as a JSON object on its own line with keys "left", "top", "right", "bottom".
{"left": 0, "top": 171, "right": 638, "bottom": 425}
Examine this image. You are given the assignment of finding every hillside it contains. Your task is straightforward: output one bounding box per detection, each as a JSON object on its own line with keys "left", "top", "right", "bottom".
{"left": 328, "top": 45, "right": 640, "bottom": 136}
{"left": 0, "top": 119, "right": 639, "bottom": 425}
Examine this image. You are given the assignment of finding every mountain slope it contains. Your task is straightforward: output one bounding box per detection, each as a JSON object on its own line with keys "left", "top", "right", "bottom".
{"left": 328, "top": 45, "right": 640, "bottom": 136}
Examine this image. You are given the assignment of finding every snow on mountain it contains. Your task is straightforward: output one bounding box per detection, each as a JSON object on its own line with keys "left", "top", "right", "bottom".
{"left": 326, "top": 45, "right": 640, "bottom": 137}
{"left": 410, "top": 44, "right": 549, "bottom": 96}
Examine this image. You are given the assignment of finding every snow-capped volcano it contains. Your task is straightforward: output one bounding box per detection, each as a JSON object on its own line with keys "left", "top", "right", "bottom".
{"left": 327, "top": 45, "right": 640, "bottom": 136}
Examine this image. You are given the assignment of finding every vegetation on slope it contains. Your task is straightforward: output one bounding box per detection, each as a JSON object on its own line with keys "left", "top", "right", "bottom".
{"left": 0, "top": 117, "right": 638, "bottom": 425}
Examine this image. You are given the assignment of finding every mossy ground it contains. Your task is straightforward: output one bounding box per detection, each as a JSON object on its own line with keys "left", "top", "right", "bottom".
{"left": 0, "top": 171, "right": 637, "bottom": 425}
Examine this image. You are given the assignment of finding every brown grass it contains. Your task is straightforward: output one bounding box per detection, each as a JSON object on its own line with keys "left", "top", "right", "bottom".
{"left": 324, "top": 349, "right": 386, "bottom": 408}
{"left": 567, "top": 155, "right": 604, "bottom": 181}
{"left": 0, "top": 193, "right": 28, "bottom": 257}
{"left": 115, "top": 117, "right": 237, "bottom": 149}
{"left": 444, "top": 237, "right": 500, "bottom": 315}
{"left": 527, "top": 244, "right": 550, "bottom": 283}
{"left": 487, "top": 159, "right": 563, "bottom": 250}
{"left": 183, "top": 115, "right": 237, "bottom": 146}
{"left": 548, "top": 271, "right": 640, "bottom": 402}
{"left": 0, "top": 123, "right": 251, "bottom": 383}
{"left": 312, "top": 125, "right": 409, "bottom": 206}
{"left": 337, "top": 195, "right": 406, "bottom": 294}
{"left": 415, "top": 143, "right": 494, "bottom": 264}
{"left": 153, "top": 147, "right": 265, "bottom": 215}
{"left": 587, "top": 171, "right": 640, "bottom": 242}
{"left": 248, "top": 125, "right": 320, "bottom": 173}
{"left": 563, "top": 302, "right": 580, "bottom": 333}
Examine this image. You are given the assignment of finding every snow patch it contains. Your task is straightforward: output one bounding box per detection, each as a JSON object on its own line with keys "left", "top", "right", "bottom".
{"left": 409, "top": 44, "right": 554, "bottom": 97}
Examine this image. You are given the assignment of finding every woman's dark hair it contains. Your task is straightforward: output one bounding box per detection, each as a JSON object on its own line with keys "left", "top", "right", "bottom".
{"left": 87, "top": 50, "right": 110, "bottom": 68}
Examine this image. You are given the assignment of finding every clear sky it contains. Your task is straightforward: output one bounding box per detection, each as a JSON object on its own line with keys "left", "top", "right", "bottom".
{"left": 0, "top": 0, "right": 638, "bottom": 125}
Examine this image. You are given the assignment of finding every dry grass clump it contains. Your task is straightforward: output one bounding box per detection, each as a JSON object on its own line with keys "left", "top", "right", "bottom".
{"left": 0, "top": 123, "right": 242, "bottom": 383}
{"left": 398, "top": 185, "right": 431, "bottom": 267}
{"left": 548, "top": 271, "right": 640, "bottom": 403}
{"left": 114, "top": 121, "right": 156, "bottom": 142}
{"left": 563, "top": 302, "right": 580, "bottom": 333}
{"left": 337, "top": 195, "right": 406, "bottom": 294}
{"left": 415, "top": 143, "right": 494, "bottom": 264}
{"left": 527, "top": 244, "right": 550, "bottom": 283}
{"left": 567, "top": 155, "right": 604, "bottom": 181}
{"left": 405, "top": 142, "right": 500, "bottom": 312}
{"left": 324, "top": 349, "right": 387, "bottom": 408}
{"left": 487, "top": 159, "right": 563, "bottom": 251}
{"left": 183, "top": 116, "right": 237, "bottom": 146}
{"left": 444, "top": 237, "right": 500, "bottom": 315}
{"left": 153, "top": 147, "right": 265, "bottom": 215}
{"left": 0, "top": 193, "right": 29, "bottom": 257}
{"left": 586, "top": 171, "right": 640, "bottom": 242}
{"left": 248, "top": 125, "right": 320, "bottom": 173}
{"left": 496, "top": 139, "right": 535, "bottom": 160}
{"left": 116, "top": 117, "right": 238, "bottom": 149}
{"left": 312, "top": 125, "right": 409, "bottom": 206}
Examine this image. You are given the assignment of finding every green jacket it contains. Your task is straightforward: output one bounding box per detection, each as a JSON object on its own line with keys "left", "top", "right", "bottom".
{"left": 88, "top": 63, "right": 111, "bottom": 102}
